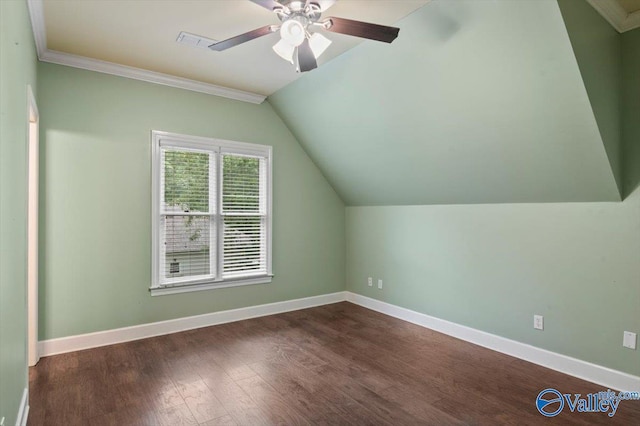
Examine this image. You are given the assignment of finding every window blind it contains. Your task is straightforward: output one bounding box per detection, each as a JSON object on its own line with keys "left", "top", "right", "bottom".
{"left": 152, "top": 131, "right": 272, "bottom": 293}
{"left": 160, "top": 148, "right": 215, "bottom": 282}
{"left": 222, "top": 154, "right": 267, "bottom": 277}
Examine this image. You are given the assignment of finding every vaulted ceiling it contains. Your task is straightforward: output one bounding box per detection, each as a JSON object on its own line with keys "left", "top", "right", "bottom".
{"left": 29, "top": 0, "right": 636, "bottom": 206}
{"left": 269, "top": 0, "right": 627, "bottom": 205}
{"left": 619, "top": 0, "right": 640, "bottom": 13}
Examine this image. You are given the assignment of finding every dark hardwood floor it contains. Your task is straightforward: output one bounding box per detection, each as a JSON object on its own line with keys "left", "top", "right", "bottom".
{"left": 28, "top": 302, "right": 639, "bottom": 425}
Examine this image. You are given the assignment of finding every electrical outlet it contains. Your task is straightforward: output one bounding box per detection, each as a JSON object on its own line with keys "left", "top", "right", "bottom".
{"left": 377, "top": 279, "right": 383, "bottom": 289}
{"left": 533, "top": 315, "right": 544, "bottom": 330}
{"left": 623, "top": 331, "right": 637, "bottom": 350}
{"left": 367, "top": 277, "right": 373, "bottom": 287}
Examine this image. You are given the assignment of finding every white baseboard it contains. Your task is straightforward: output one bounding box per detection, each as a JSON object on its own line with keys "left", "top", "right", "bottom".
{"left": 15, "top": 388, "right": 28, "bottom": 426}
{"left": 38, "top": 291, "right": 347, "bottom": 356}
{"left": 37, "top": 289, "right": 640, "bottom": 392}
{"left": 346, "top": 292, "right": 640, "bottom": 392}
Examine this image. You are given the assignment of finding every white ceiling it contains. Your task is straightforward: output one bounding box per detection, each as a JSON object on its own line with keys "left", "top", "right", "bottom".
{"left": 40, "top": 0, "right": 428, "bottom": 96}
{"left": 619, "top": 0, "right": 640, "bottom": 14}
{"left": 586, "top": 0, "right": 640, "bottom": 32}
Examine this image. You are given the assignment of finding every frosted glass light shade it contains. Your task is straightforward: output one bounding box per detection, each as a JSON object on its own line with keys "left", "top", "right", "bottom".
{"left": 273, "top": 38, "right": 295, "bottom": 63}
{"left": 280, "top": 20, "right": 305, "bottom": 47}
{"left": 309, "top": 32, "right": 332, "bottom": 59}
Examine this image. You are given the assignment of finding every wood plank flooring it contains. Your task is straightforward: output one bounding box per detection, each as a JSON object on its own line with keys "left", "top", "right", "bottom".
{"left": 28, "top": 302, "right": 640, "bottom": 425}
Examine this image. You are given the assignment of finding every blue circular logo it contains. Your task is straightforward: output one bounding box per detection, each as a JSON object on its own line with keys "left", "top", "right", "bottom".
{"left": 536, "top": 388, "right": 564, "bottom": 417}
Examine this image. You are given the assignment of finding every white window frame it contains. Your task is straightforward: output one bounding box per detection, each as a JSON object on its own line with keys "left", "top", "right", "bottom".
{"left": 151, "top": 130, "right": 273, "bottom": 296}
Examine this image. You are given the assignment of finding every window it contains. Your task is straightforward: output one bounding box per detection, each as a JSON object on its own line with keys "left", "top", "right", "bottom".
{"left": 151, "top": 131, "right": 272, "bottom": 295}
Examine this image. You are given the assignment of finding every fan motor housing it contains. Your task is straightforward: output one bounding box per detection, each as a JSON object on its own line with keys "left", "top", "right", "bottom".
{"left": 276, "top": 1, "right": 322, "bottom": 23}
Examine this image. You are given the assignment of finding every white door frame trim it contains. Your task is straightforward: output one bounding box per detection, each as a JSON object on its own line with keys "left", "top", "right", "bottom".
{"left": 27, "top": 84, "right": 39, "bottom": 367}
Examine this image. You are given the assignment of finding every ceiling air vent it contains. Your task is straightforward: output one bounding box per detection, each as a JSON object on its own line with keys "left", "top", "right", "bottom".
{"left": 176, "top": 31, "right": 217, "bottom": 49}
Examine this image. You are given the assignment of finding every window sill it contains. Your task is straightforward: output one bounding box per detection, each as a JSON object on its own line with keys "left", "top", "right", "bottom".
{"left": 150, "top": 274, "right": 273, "bottom": 296}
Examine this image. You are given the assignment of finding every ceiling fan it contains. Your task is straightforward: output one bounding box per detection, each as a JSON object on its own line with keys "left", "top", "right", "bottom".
{"left": 208, "top": 0, "right": 400, "bottom": 72}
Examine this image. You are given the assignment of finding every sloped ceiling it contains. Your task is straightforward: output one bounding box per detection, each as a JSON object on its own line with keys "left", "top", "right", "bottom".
{"left": 619, "top": 0, "right": 640, "bottom": 14}
{"left": 558, "top": 0, "right": 623, "bottom": 195}
{"left": 269, "top": 0, "right": 621, "bottom": 205}
{"left": 621, "top": 28, "right": 640, "bottom": 197}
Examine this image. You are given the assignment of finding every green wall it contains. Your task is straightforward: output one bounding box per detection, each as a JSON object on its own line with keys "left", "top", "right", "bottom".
{"left": 622, "top": 28, "right": 640, "bottom": 197}
{"left": 10, "top": 4, "right": 639, "bottom": 417}
{"left": 0, "top": 0, "right": 37, "bottom": 424}
{"left": 38, "top": 62, "right": 345, "bottom": 340}
{"left": 270, "top": 0, "right": 620, "bottom": 205}
{"left": 558, "top": 0, "right": 622, "bottom": 195}
{"left": 346, "top": 190, "right": 640, "bottom": 375}
{"left": 344, "top": 2, "right": 640, "bottom": 377}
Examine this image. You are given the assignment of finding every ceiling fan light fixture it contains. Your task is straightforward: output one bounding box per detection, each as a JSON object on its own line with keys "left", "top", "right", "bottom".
{"left": 207, "top": 0, "right": 401, "bottom": 73}
{"left": 280, "top": 19, "right": 306, "bottom": 47}
{"left": 308, "top": 32, "right": 332, "bottom": 59}
{"left": 273, "top": 38, "right": 295, "bottom": 63}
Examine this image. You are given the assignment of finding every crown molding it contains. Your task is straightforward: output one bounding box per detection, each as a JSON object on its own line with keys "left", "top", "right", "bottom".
{"left": 26, "top": 0, "right": 47, "bottom": 55}
{"left": 586, "top": 0, "right": 640, "bottom": 33}
{"left": 25, "top": 0, "right": 266, "bottom": 104}
{"left": 624, "top": 9, "right": 640, "bottom": 31}
{"left": 38, "top": 50, "right": 266, "bottom": 104}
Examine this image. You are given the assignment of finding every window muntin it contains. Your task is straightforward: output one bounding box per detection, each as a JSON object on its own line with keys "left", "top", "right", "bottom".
{"left": 222, "top": 154, "right": 267, "bottom": 278}
{"left": 151, "top": 131, "right": 272, "bottom": 295}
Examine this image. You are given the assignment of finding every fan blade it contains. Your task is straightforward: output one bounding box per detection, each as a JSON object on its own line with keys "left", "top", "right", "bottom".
{"left": 324, "top": 17, "right": 399, "bottom": 43}
{"left": 306, "top": 0, "right": 337, "bottom": 12}
{"left": 209, "top": 26, "right": 276, "bottom": 51}
{"left": 297, "top": 38, "right": 317, "bottom": 72}
{"left": 249, "top": 0, "right": 282, "bottom": 11}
